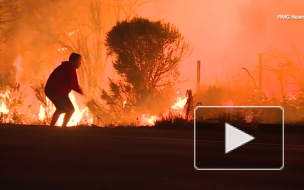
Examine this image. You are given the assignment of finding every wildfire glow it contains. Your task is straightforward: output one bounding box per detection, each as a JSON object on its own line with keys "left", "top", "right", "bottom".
{"left": 55, "top": 92, "right": 92, "bottom": 127}
{"left": 140, "top": 114, "right": 157, "bottom": 126}
{"left": 139, "top": 96, "right": 188, "bottom": 126}
{"left": 171, "top": 97, "right": 187, "bottom": 109}
{"left": 38, "top": 105, "right": 45, "bottom": 121}
{"left": 0, "top": 102, "right": 9, "bottom": 114}
{"left": 0, "top": 86, "right": 92, "bottom": 126}
{"left": 223, "top": 99, "right": 234, "bottom": 106}
{"left": 13, "top": 55, "right": 22, "bottom": 84}
{"left": 0, "top": 90, "right": 10, "bottom": 116}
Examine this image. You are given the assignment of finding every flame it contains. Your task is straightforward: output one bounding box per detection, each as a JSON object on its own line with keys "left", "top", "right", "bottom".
{"left": 1, "top": 87, "right": 92, "bottom": 126}
{"left": 139, "top": 95, "right": 188, "bottom": 126}
{"left": 55, "top": 92, "right": 92, "bottom": 127}
{"left": 0, "top": 90, "right": 10, "bottom": 117}
{"left": 0, "top": 52, "right": 90, "bottom": 127}
{"left": 0, "top": 101, "right": 9, "bottom": 114}
{"left": 56, "top": 114, "right": 64, "bottom": 126}
{"left": 140, "top": 114, "right": 157, "bottom": 126}
{"left": 38, "top": 105, "right": 45, "bottom": 121}
{"left": 171, "top": 97, "right": 187, "bottom": 109}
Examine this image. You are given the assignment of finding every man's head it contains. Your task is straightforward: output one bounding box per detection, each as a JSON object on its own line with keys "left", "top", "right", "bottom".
{"left": 69, "top": 53, "right": 82, "bottom": 69}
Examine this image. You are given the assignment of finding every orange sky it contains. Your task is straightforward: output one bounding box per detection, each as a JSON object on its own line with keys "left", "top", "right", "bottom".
{"left": 136, "top": 0, "right": 304, "bottom": 93}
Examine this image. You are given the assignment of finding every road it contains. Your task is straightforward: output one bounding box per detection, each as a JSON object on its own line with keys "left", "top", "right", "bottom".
{"left": 0, "top": 125, "right": 303, "bottom": 189}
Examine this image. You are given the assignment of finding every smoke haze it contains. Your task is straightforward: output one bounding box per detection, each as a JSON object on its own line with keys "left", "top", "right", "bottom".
{"left": 1, "top": 0, "right": 304, "bottom": 97}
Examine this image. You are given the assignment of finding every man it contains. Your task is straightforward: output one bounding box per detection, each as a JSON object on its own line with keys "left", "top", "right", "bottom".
{"left": 45, "top": 53, "right": 83, "bottom": 127}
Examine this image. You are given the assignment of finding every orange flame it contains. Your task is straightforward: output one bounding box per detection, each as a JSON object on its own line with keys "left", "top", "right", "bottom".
{"left": 1, "top": 87, "right": 92, "bottom": 126}
{"left": 0, "top": 101, "right": 9, "bottom": 114}
{"left": 55, "top": 92, "right": 92, "bottom": 127}
{"left": 139, "top": 95, "right": 188, "bottom": 126}
{"left": 171, "top": 97, "right": 187, "bottom": 115}
{"left": 38, "top": 105, "right": 45, "bottom": 121}
{"left": 140, "top": 114, "right": 157, "bottom": 126}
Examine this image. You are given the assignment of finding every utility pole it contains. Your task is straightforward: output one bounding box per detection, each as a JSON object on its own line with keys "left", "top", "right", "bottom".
{"left": 197, "top": 60, "right": 201, "bottom": 95}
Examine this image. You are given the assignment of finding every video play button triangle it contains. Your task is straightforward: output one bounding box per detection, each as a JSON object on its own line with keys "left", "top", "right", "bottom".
{"left": 225, "top": 123, "right": 255, "bottom": 154}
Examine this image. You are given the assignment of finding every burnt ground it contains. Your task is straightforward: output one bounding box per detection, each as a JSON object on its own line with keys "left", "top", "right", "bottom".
{"left": 0, "top": 124, "right": 303, "bottom": 189}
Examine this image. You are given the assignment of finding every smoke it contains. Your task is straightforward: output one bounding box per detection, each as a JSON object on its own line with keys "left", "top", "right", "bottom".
{"left": 138, "top": 0, "right": 304, "bottom": 93}
{"left": 0, "top": 0, "right": 118, "bottom": 84}
{"left": 1, "top": 0, "right": 79, "bottom": 81}
{"left": 2, "top": 0, "right": 304, "bottom": 90}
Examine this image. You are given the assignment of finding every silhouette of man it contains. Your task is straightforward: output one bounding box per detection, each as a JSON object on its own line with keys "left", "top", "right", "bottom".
{"left": 45, "top": 53, "right": 83, "bottom": 127}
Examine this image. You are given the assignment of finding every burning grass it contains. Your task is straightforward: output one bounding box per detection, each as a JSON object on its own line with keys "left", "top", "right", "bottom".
{"left": 0, "top": 81, "right": 93, "bottom": 127}
{"left": 1, "top": 80, "right": 304, "bottom": 128}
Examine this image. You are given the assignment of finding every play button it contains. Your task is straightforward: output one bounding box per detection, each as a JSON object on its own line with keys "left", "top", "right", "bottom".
{"left": 194, "top": 106, "right": 284, "bottom": 170}
{"left": 225, "top": 123, "right": 255, "bottom": 154}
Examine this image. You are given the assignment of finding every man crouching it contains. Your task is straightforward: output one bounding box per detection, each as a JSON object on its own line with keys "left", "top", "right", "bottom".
{"left": 45, "top": 53, "right": 83, "bottom": 127}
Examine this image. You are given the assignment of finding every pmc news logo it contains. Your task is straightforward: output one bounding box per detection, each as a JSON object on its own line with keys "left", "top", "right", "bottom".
{"left": 277, "top": 15, "right": 290, "bottom": 20}
{"left": 277, "top": 14, "right": 304, "bottom": 20}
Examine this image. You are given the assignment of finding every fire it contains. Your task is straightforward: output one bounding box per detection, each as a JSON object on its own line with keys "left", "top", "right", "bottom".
{"left": 140, "top": 114, "right": 157, "bottom": 126}
{"left": 0, "top": 54, "right": 94, "bottom": 127}
{"left": 38, "top": 105, "right": 45, "bottom": 121}
{"left": 0, "top": 101, "right": 9, "bottom": 114}
{"left": 139, "top": 95, "right": 188, "bottom": 126}
{"left": 171, "top": 97, "right": 187, "bottom": 109}
{"left": 1, "top": 87, "right": 92, "bottom": 126}
{"left": 0, "top": 90, "right": 10, "bottom": 123}
{"left": 54, "top": 92, "right": 92, "bottom": 127}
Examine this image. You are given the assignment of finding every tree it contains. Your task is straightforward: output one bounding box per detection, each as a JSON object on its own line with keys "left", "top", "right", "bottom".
{"left": 103, "top": 17, "right": 189, "bottom": 120}
{"left": 265, "top": 48, "right": 304, "bottom": 95}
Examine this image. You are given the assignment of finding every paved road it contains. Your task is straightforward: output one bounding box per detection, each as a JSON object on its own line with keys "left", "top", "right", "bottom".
{"left": 0, "top": 125, "right": 303, "bottom": 189}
